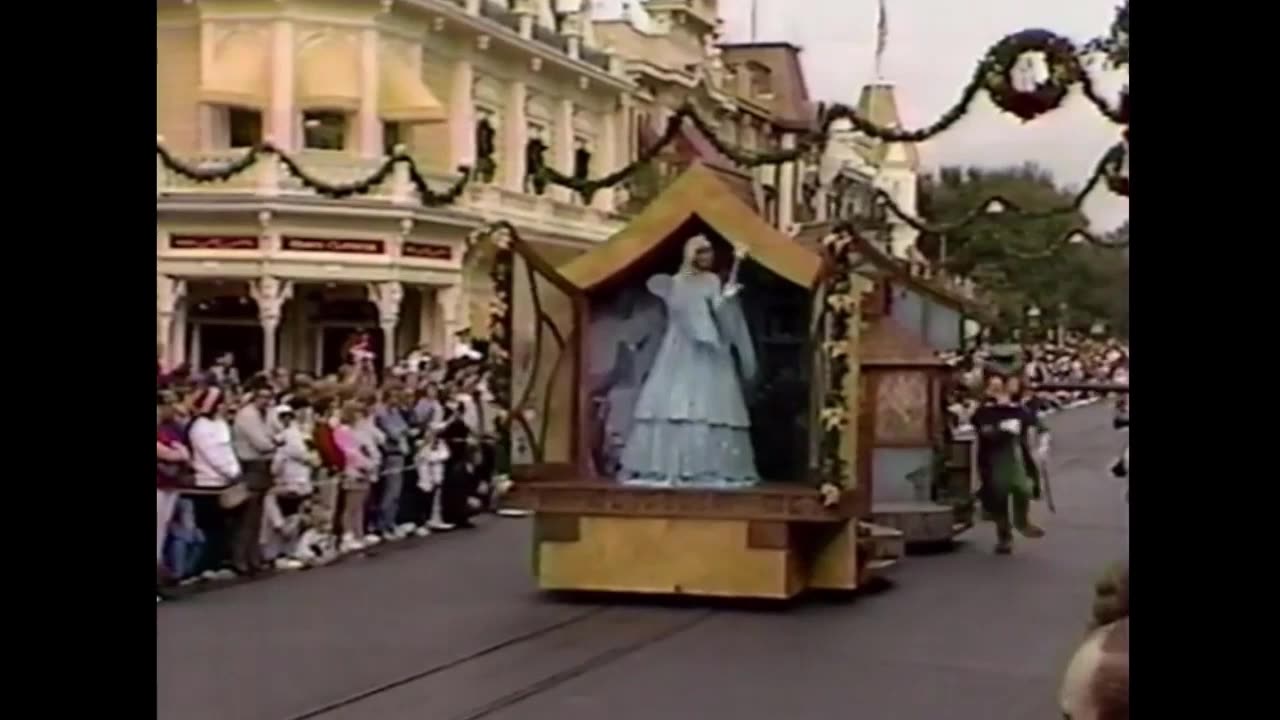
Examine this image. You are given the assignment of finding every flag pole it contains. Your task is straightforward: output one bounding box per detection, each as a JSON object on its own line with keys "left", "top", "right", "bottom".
{"left": 874, "top": 0, "right": 888, "bottom": 82}
{"left": 751, "top": 0, "right": 759, "bottom": 42}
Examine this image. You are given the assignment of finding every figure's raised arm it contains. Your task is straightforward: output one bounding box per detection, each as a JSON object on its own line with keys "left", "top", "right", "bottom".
{"left": 645, "top": 274, "right": 673, "bottom": 301}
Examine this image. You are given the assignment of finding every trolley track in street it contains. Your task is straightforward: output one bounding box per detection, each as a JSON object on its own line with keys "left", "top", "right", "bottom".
{"left": 285, "top": 605, "right": 715, "bottom": 720}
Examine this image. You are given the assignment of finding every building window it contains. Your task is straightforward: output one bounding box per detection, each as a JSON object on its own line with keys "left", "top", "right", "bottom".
{"left": 524, "top": 123, "right": 549, "bottom": 195}
{"left": 573, "top": 138, "right": 592, "bottom": 181}
{"left": 302, "top": 111, "right": 348, "bottom": 150}
{"left": 748, "top": 62, "right": 773, "bottom": 98}
{"left": 383, "top": 121, "right": 405, "bottom": 157}
{"left": 474, "top": 110, "right": 498, "bottom": 183}
{"left": 228, "top": 108, "right": 262, "bottom": 148}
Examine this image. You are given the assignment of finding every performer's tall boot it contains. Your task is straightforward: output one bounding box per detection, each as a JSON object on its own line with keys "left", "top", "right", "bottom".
{"left": 1013, "top": 495, "right": 1045, "bottom": 538}
{"left": 995, "top": 517, "right": 1014, "bottom": 555}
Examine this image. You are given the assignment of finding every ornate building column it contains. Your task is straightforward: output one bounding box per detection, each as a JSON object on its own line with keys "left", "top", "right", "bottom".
{"left": 777, "top": 132, "right": 798, "bottom": 231}
{"left": 450, "top": 59, "right": 476, "bottom": 169}
{"left": 593, "top": 100, "right": 620, "bottom": 211}
{"left": 513, "top": 0, "right": 536, "bottom": 38}
{"left": 250, "top": 277, "right": 293, "bottom": 371}
{"left": 170, "top": 300, "right": 188, "bottom": 368}
{"left": 503, "top": 80, "right": 528, "bottom": 192}
{"left": 269, "top": 19, "right": 296, "bottom": 151}
{"left": 369, "top": 281, "right": 404, "bottom": 367}
{"left": 157, "top": 275, "right": 186, "bottom": 370}
{"left": 553, "top": 99, "right": 575, "bottom": 203}
{"left": 435, "top": 284, "right": 465, "bottom": 355}
{"left": 358, "top": 26, "right": 383, "bottom": 158}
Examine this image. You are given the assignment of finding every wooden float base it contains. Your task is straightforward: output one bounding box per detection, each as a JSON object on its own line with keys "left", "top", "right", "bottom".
{"left": 508, "top": 481, "right": 893, "bottom": 600}
{"left": 872, "top": 501, "right": 971, "bottom": 547}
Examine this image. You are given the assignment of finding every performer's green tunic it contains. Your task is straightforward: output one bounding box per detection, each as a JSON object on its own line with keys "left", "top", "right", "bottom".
{"left": 973, "top": 401, "right": 1042, "bottom": 534}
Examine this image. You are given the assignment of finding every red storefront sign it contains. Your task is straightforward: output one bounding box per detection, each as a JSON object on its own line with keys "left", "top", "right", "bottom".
{"left": 169, "top": 235, "right": 260, "bottom": 250}
{"left": 281, "top": 236, "right": 386, "bottom": 254}
{"left": 402, "top": 242, "right": 453, "bottom": 260}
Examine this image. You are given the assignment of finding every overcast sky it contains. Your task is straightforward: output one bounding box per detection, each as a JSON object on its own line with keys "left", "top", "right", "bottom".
{"left": 718, "top": 0, "right": 1129, "bottom": 231}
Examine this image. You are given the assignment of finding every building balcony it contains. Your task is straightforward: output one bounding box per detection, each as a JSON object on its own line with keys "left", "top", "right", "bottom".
{"left": 156, "top": 148, "right": 625, "bottom": 244}
{"left": 428, "top": 0, "right": 620, "bottom": 76}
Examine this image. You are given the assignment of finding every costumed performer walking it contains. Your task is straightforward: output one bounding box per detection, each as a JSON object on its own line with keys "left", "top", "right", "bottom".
{"left": 972, "top": 347, "right": 1047, "bottom": 554}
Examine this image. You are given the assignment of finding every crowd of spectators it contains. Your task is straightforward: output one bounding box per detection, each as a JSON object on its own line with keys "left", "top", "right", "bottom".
{"left": 156, "top": 332, "right": 508, "bottom": 602}
{"left": 943, "top": 335, "right": 1129, "bottom": 433}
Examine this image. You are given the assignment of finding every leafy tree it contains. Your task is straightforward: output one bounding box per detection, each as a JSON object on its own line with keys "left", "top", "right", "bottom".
{"left": 917, "top": 164, "right": 1128, "bottom": 338}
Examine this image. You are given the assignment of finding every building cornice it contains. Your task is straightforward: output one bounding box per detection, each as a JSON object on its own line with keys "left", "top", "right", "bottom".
{"left": 156, "top": 192, "right": 622, "bottom": 245}
{"left": 402, "top": 0, "right": 634, "bottom": 93}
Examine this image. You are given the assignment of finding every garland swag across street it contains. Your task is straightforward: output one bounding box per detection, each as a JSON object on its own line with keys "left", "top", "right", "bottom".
{"left": 160, "top": 3, "right": 1129, "bottom": 250}
{"left": 156, "top": 141, "right": 472, "bottom": 207}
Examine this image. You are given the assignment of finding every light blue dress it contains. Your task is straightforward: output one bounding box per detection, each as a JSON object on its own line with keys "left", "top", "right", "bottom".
{"left": 618, "top": 270, "right": 760, "bottom": 488}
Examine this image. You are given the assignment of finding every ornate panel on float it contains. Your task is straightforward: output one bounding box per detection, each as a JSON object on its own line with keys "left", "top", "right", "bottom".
{"left": 508, "top": 249, "right": 579, "bottom": 467}
{"left": 874, "top": 371, "right": 930, "bottom": 446}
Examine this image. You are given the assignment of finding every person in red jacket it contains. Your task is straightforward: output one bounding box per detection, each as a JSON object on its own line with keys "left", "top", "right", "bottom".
{"left": 157, "top": 394, "right": 192, "bottom": 599}
{"left": 307, "top": 396, "right": 346, "bottom": 555}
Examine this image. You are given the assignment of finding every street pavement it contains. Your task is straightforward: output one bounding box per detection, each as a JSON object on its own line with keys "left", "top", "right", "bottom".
{"left": 157, "top": 403, "right": 1128, "bottom": 720}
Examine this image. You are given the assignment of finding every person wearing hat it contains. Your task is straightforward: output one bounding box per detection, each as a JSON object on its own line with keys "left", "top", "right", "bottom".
{"left": 971, "top": 358, "right": 1047, "bottom": 555}
{"left": 272, "top": 402, "right": 317, "bottom": 499}
{"left": 187, "top": 387, "right": 241, "bottom": 575}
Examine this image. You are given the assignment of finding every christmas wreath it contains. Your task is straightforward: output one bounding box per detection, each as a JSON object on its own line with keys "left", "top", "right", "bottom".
{"left": 983, "top": 30, "right": 1083, "bottom": 121}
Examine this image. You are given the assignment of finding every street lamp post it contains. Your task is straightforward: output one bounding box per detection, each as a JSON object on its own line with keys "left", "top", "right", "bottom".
{"left": 1025, "top": 304, "right": 1042, "bottom": 342}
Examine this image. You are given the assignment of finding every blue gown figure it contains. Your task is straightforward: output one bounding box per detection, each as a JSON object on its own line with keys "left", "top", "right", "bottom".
{"left": 619, "top": 235, "right": 760, "bottom": 488}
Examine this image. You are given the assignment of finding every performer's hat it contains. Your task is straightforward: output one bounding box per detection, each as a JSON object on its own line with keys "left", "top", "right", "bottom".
{"left": 984, "top": 343, "right": 1024, "bottom": 377}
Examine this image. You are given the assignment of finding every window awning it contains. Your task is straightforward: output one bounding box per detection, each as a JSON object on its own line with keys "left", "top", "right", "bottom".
{"left": 199, "top": 30, "right": 269, "bottom": 108}
{"left": 297, "top": 36, "right": 360, "bottom": 111}
{"left": 379, "top": 52, "right": 445, "bottom": 124}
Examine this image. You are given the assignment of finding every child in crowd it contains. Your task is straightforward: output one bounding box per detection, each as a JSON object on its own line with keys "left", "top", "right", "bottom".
{"left": 163, "top": 499, "right": 206, "bottom": 583}
{"left": 268, "top": 403, "right": 321, "bottom": 568}
{"left": 335, "top": 401, "right": 377, "bottom": 553}
{"left": 415, "top": 428, "right": 452, "bottom": 534}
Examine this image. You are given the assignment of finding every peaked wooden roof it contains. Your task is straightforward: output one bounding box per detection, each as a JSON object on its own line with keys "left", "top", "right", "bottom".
{"left": 860, "top": 317, "right": 948, "bottom": 368}
{"left": 794, "top": 222, "right": 991, "bottom": 320}
{"left": 559, "top": 163, "right": 823, "bottom": 290}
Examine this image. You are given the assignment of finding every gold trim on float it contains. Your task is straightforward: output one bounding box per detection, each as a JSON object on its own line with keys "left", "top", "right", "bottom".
{"left": 558, "top": 163, "right": 823, "bottom": 291}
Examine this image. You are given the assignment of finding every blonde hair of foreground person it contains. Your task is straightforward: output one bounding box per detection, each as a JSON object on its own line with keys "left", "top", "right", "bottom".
{"left": 1060, "top": 564, "right": 1129, "bottom": 719}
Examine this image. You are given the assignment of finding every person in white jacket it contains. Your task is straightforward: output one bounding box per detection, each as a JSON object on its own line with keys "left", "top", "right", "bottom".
{"left": 187, "top": 387, "right": 243, "bottom": 576}
{"left": 272, "top": 404, "right": 318, "bottom": 497}
{"left": 189, "top": 387, "right": 241, "bottom": 488}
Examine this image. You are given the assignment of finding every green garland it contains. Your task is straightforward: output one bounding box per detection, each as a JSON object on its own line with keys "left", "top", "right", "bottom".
{"left": 161, "top": 15, "right": 1130, "bottom": 241}
{"left": 871, "top": 141, "right": 1129, "bottom": 256}
{"left": 463, "top": 221, "right": 517, "bottom": 480}
{"left": 815, "top": 234, "right": 860, "bottom": 505}
{"left": 157, "top": 142, "right": 472, "bottom": 207}
{"left": 983, "top": 30, "right": 1082, "bottom": 122}
{"left": 527, "top": 25, "right": 1128, "bottom": 214}
{"left": 530, "top": 26, "right": 1129, "bottom": 202}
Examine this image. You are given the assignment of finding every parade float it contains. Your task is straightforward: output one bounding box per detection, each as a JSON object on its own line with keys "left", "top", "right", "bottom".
{"left": 476, "top": 164, "right": 902, "bottom": 599}
{"left": 448, "top": 7, "right": 1127, "bottom": 598}
{"left": 796, "top": 225, "right": 984, "bottom": 546}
